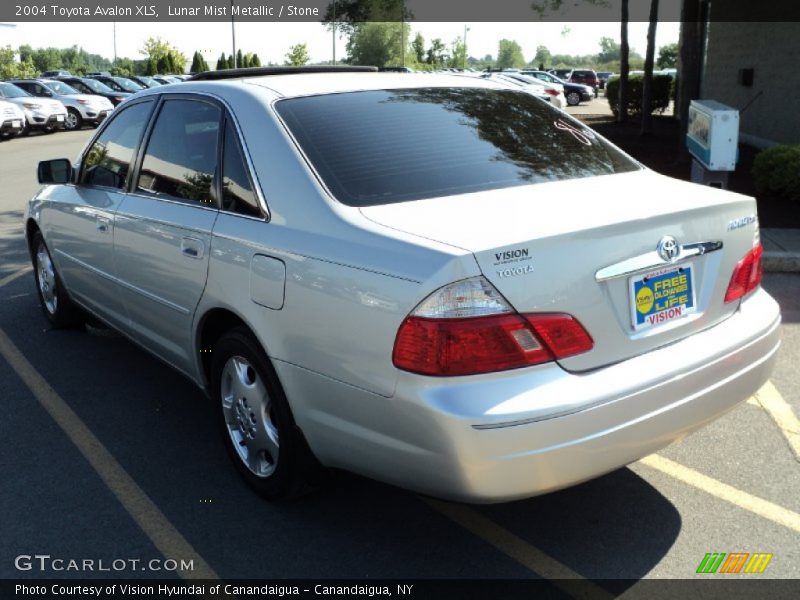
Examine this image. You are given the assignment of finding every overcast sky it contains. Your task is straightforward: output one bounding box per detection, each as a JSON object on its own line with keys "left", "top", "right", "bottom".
{"left": 1, "top": 21, "right": 680, "bottom": 67}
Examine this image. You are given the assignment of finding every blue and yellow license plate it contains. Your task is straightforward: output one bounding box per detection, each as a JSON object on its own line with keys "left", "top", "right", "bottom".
{"left": 630, "top": 264, "right": 696, "bottom": 330}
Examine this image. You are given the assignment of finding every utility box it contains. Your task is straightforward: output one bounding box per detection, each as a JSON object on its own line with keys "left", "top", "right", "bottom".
{"left": 686, "top": 100, "right": 739, "bottom": 171}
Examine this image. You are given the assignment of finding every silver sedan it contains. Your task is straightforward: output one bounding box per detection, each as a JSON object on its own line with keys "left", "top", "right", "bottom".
{"left": 26, "top": 69, "right": 780, "bottom": 502}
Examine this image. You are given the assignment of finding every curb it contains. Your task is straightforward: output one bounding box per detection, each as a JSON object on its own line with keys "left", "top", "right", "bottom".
{"left": 764, "top": 252, "right": 800, "bottom": 273}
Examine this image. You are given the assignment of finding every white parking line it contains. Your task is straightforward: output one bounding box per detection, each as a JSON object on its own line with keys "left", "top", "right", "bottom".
{"left": 640, "top": 455, "right": 800, "bottom": 534}
{"left": 753, "top": 381, "right": 800, "bottom": 462}
{"left": 0, "top": 326, "right": 219, "bottom": 580}
{"left": 422, "top": 498, "right": 614, "bottom": 600}
{"left": 0, "top": 265, "right": 32, "bottom": 289}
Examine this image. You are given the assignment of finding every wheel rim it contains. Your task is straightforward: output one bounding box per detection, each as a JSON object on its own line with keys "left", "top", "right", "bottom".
{"left": 65, "top": 111, "right": 78, "bottom": 129}
{"left": 567, "top": 92, "right": 580, "bottom": 105}
{"left": 221, "top": 355, "right": 279, "bottom": 478}
{"left": 36, "top": 242, "right": 58, "bottom": 315}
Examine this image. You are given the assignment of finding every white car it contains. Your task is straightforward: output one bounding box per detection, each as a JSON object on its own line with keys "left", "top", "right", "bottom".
{"left": 0, "top": 99, "right": 26, "bottom": 139}
{"left": 482, "top": 72, "right": 566, "bottom": 109}
{"left": 0, "top": 82, "right": 66, "bottom": 134}
{"left": 11, "top": 79, "right": 114, "bottom": 131}
{"left": 28, "top": 68, "right": 779, "bottom": 503}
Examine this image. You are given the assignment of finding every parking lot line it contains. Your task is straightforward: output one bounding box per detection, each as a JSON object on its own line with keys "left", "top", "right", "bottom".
{"left": 422, "top": 498, "right": 614, "bottom": 600}
{"left": 753, "top": 381, "right": 800, "bottom": 461}
{"left": 640, "top": 455, "right": 800, "bottom": 534}
{"left": 0, "top": 265, "right": 32, "bottom": 289}
{"left": 0, "top": 326, "right": 219, "bottom": 580}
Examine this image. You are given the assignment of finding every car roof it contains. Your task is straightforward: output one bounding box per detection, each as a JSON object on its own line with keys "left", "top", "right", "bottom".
{"left": 207, "top": 72, "right": 506, "bottom": 99}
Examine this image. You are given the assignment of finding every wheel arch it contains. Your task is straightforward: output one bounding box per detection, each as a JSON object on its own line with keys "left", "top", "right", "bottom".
{"left": 25, "top": 218, "right": 42, "bottom": 259}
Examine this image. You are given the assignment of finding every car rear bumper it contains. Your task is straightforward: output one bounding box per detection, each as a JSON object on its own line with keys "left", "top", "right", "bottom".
{"left": 282, "top": 289, "right": 780, "bottom": 503}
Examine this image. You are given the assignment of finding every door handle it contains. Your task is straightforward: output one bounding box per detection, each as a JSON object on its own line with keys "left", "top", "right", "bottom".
{"left": 96, "top": 216, "right": 110, "bottom": 233}
{"left": 180, "top": 237, "right": 205, "bottom": 259}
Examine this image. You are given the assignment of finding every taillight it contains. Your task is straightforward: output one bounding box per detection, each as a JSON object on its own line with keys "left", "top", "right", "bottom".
{"left": 724, "top": 244, "right": 763, "bottom": 303}
{"left": 544, "top": 88, "right": 559, "bottom": 96}
{"left": 392, "top": 277, "right": 593, "bottom": 376}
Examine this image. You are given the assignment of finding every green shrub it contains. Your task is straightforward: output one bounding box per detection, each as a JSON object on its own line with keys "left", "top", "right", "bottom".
{"left": 752, "top": 145, "right": 800, "bottom": 200}
{"left": 606, "top": 74, "right": 673, "bottom": 118}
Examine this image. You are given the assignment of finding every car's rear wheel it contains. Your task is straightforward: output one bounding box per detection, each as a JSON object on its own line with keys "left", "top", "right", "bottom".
{"left": 566, "top": 91, "right": 581, "bottom": 106}
{"left": 32, "top": 232, "right": 80, "bottom": 327}
{"left": 64, "top": 108, "right": 82, "bottom": 131}
{"left": 211, "top": 327, "right": 316, "bottom": 499}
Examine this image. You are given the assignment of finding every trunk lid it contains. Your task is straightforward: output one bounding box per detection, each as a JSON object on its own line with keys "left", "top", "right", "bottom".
{"left": 360, "top": 170, "right": 761, "bottom": 371}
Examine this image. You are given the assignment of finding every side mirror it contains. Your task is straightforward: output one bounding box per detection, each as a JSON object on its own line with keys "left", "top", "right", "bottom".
{"left": 38, "top": 159, "right": 72, "bottom": 184}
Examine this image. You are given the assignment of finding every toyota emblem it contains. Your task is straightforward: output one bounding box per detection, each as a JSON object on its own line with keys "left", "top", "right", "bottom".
{"left": 657, "top": 236, "right": 680, "bottom": 262}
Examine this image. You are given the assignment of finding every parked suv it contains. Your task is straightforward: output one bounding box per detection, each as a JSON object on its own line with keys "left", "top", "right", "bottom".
{"left": 0, "top": 99, "right": 26, "bottom": 139}
{"left": 0, "top": 81, "right": 66, "bottom": 133}
{"left": 569, "top": 69, "right": 600, "bottom": 95}
{"left": 11, "top": 79, "right": 114, "bottom": 130}
{"left": 28, "top": 67, "right": 779, "bottom": 503}
{"left": 87, "top": 74, "right": 145, "bottom": 94}
{"left": 55, "top": 76, "right": 131, "bottom": 106}
{"left": 522, "top": 70, "right": 594, "bottom": 106}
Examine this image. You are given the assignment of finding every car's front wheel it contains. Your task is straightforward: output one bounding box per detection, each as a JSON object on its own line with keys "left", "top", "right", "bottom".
{"left": 32, "top": 232, "right": 80, "bottom": 327}
{"left": 64, "top": 108, "right": 82, "bottom": 131}
{"left": 211, "top": 327, "right": 316, "bottom": 499}
{"left": 566, "top": 91, "right": 581, "bottom": 106}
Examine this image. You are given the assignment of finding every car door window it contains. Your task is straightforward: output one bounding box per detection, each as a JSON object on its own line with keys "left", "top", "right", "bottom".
{"left": 221, "top": 119, "right": 261, "bottom": 217}
{"left": 81, "top": 100, "right": 154, "bottom": 190}
{"left": 136, "top": 99, "right": 221, "bottom": 207}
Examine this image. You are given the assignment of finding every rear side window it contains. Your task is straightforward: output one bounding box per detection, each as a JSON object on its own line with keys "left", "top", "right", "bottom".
{"left": 276, "top": 88, "right": 638, "bottom": 207}
{"left": 81, "top": 100, "right": 153, "bottom": 189}
{"left": 221, "top": 120, "right": 261, "bottom": 217}
{"left": 136, "top": 99, "right": 221, "bottom": 206}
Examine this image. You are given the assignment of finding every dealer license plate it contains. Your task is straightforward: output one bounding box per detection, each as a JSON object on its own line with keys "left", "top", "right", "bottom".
{"left": 12, "top": 120, "right": 21, "bottom": 128}
{"left": 630, "top": 264, "right": 696, "bottom": 330}
{"left": 56, "top": 115, "right": 64, "bottom": 121}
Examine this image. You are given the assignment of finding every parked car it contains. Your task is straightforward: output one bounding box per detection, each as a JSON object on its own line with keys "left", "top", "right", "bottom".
{"left": 596, "top": 71, "right": 614, "bottom": 89}
{"left": 88, "top": 74, "right": 145, "bottom": 94}
{"left": 522, "top": 70, "right": 594, "bottom": 106}
{"left": 549, "top": 68, "right": 573, "bottom": 81}
{"left": 0, "top": 99, "right": 26, "bottom": 139}
{"left": 152, "top": 75, "right": 182, "bottom": 85}
{"left": 0, "top": 81, "right": 66, "bottom": 134}
{"left": 54, "top": 76, "right": 131, "bottom": 106}
{"left": 569, "top": 69, "right": 600, "bottom": 95}
{"left": 28, "top": 68, "right": 779, "bottom": 503}
{"left": 128, "top": 75, "right": 163, "bottom": 88}
{"left": 487, "top": 72, "right": 566, "bottom": 109}
{"left": 11, "top": 79, "right": 114, "bottom": 131}
{"left": 41, "top": 70, "right": 72, "bottom": 78}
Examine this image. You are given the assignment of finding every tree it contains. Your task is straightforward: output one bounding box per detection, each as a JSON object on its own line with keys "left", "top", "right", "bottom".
{"left": 496, "top": 40, "right": 524, "bottom": 69}
{"left": 618, "top": 0, "right": 630, "bottom": 123}
{"left": 425, "top": 38, "right": 447, "bottom": 67}
{"left": 285, "top": 43, "right": 310, "bottom": 67}
{"left": 656, "top": 42, "right": 678, "bottom": 69}
{"left": 227, "top": 54, "right": 235, "bottom": 69}
{"left": 322, "top": 0, "right": 413, "bottom": 39}
{"left": 0, "top": 46, "right": 36, "bottom": 79}
{"left": 190, "top": 51, "right": 209, "bottom": 73}
{"left": 411, "top": 33, "right": 425, "bottom": 64}
{"left": 641, "top": 0, "right": 660, "bottom": 135}
{"left": 347, "top": 21, "right": 409, "bottom": 67}
{"left": 216, "top": 53, "right": 228, "bottom": 70}
{"left": 449, "top": 37, "right": 466, "bottom": 69}
{"left": 236, "top": 49, "right": 244, "bottom": 69}
{"left": 140, "top": 37, "right": 186, "bottom": 74}
{"left": 251, "top": 53, "right": 262, "bottom": 67}
{"left": 597, "top": 37, "right": 621, "bottom": 64}
{"left": 532, "top": 45, "right": 552, "bottom": 69}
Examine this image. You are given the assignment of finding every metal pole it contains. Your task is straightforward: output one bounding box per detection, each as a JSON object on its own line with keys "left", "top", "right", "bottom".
{"left": 231, "top": 1, "right": 237, "bottom": 68}
{"left": 463, "top": 25, "right": 469, "bottom": 70}
{"left": 332, "top": 1, "right": 336, "bottom": 65}
{"left": 113, "top": 22, "right": 117, "bottom": 65}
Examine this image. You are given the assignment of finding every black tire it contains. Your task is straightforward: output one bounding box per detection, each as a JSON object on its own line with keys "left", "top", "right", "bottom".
{"left": 64, "top": 108, "right": 83, "bottom": 131}
{"left": 211, "top": 327, "right": 317, "bottom": 500}
{"left": 566, "top": 91, "right": 581, "bottom": 106}
{"left": 31, "top": 232, "right": 81, "bottom": 328}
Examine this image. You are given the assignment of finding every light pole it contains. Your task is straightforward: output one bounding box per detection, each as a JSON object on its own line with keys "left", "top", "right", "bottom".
{"left": 113, "top": 22, "right": 117, "bottom": 65}
{"left": 331, "top": 1, "right": 336, "bottom": 65}
{"left": 230, "top": 1, "right": 237, "bottom": 68}
{"left": 463, "top": 25, "right": 470, "bottom": 70}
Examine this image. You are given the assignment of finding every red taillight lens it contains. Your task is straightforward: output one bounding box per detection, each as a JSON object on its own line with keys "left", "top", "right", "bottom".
{"left": 544, "top": 88, "right": 559, "bottom": 96}
{"left": 393, "top": 313, "right": 592, "bottom": 376}
{"left": 724, "top": 244, "right": 764, "bottom": 304}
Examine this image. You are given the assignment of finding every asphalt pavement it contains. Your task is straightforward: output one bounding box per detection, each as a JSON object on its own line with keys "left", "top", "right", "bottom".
{"left": 1, "top": 128, "right": 798, "bottom": 595}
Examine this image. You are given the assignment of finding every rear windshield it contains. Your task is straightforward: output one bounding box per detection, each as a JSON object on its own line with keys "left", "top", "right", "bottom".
{"left": 275, "top": 88, "right": 639, "bottom": 207}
